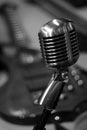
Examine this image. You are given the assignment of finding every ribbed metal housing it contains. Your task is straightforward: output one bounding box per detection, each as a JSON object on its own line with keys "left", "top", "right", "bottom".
{"left": 38, "top": 19, "right": 79, "bottom": 68}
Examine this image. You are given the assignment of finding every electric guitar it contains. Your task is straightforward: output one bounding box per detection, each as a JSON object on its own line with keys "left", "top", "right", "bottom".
{"left": 0, "top": 2, "right": 87, "bottom": 126}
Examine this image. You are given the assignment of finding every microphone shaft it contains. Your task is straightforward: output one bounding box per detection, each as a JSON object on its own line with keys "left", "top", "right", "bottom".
{"left": 39, "top": 72, "right": 66, "bottom": 109}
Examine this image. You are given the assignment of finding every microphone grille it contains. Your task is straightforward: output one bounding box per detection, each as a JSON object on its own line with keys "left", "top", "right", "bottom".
{"left": 38, "top": 18, "right": 79, "bottom": 68}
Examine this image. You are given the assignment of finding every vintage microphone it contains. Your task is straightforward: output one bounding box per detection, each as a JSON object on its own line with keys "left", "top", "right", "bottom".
{"left": 33, "top": 18, "right": 79, "bottom": 130}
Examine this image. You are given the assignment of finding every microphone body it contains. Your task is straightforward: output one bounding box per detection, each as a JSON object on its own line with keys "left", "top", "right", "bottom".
{"left": 33, "top": 18, "right": 80, "bottom": 130}
{"left": 38, "top": 18, "right": 79, "bottom": 69}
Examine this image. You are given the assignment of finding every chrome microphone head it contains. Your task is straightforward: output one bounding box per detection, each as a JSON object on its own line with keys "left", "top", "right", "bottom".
{"left": 38, "top": 18, "right": 79, "bottom": 69}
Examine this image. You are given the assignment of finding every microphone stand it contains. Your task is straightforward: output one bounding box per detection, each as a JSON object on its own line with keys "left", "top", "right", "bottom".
{"left": 33, "top": 68, "right": 69, "bottom": 130}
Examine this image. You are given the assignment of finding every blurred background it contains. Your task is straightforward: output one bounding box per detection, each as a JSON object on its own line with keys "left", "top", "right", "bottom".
{"left": 0, "top": 0, "right": 87, "bottom": 130}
